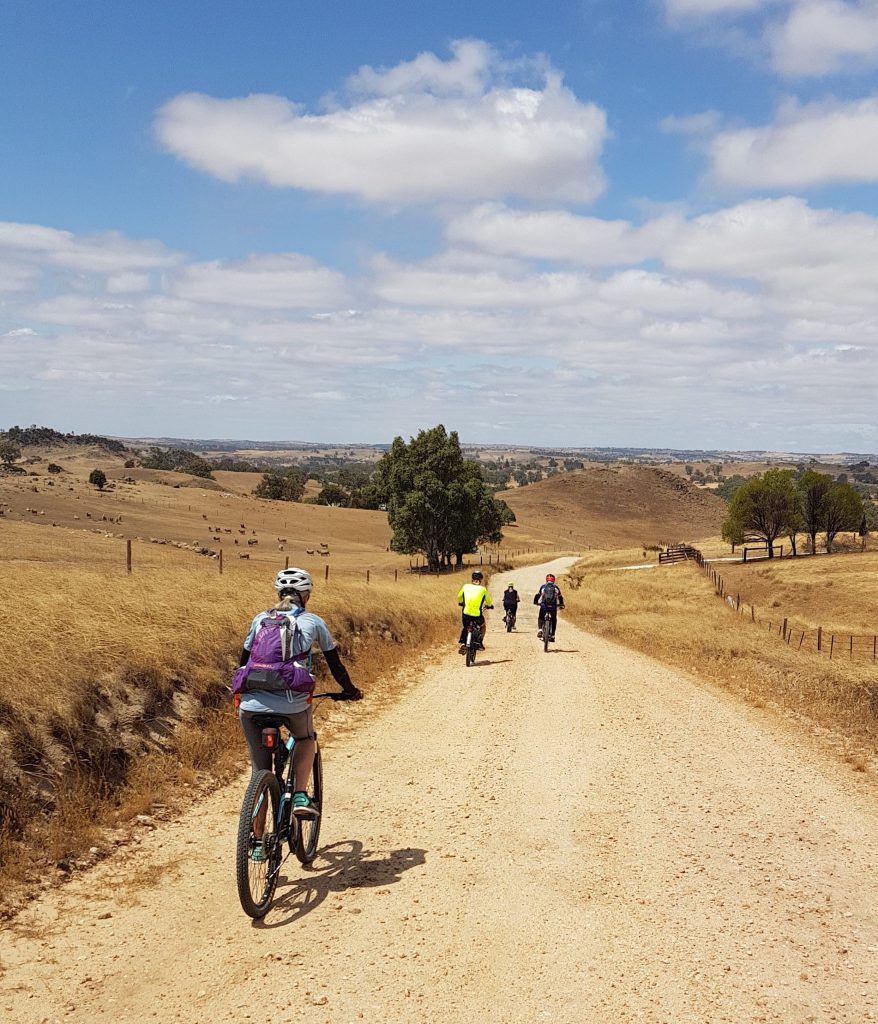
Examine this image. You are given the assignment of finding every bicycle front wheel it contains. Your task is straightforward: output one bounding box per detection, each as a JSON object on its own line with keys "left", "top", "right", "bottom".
{"left": 236, "top": 770, "right": 281, "bottom": 919}
{"left": 294, "top": 745, "right": 323, "bottom": 865}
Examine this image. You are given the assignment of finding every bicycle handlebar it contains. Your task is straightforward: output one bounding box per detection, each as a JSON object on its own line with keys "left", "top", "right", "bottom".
{"left": 312, "top": 691, "right": 357, "bottom": 701}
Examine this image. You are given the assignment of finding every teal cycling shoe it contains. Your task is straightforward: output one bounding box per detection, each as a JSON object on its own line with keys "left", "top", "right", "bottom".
{"left": 293, "top": 791, "right": 320, "bottom": 820}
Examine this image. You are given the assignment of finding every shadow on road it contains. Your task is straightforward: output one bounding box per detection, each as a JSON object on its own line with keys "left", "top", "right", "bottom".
{"left": 470, "top": 658, "right": 513, "bottom": 667}
{"left": 253, "top": 840, "right": 426, "bottom": 928}
{"left": 544, "top": 648, "right": 579, "bottom": 654}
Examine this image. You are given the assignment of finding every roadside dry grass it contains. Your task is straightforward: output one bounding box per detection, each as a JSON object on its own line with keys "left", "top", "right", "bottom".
{"left": 0, "top": 520, "right": 461, "bottom": 912}
{"left": 564, "top": 558, "right": 878, "bottom": 766}
{"left": 713, "top": 549, "right": 878, "bottom": 635}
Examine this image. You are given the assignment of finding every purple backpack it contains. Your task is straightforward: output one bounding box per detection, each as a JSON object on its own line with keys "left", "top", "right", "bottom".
{"left": 232, "top": 610, "right": 315, "bottom": 696}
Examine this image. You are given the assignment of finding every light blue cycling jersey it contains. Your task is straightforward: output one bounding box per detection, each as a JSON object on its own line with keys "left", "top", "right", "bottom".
{"left": 238, "top": 607, "right": 337, "bottom": 716}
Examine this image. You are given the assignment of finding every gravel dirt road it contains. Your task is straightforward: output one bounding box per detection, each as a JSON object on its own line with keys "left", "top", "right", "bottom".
{"left": 2, "top": 558, "right": 877, "bottom": 1023}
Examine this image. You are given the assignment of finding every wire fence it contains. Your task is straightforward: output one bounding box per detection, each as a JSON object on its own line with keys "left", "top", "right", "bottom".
{"left": 0, "top": 528, "right": 555, "bottom": 587}
{"left": 675, "top": 545, "right": 878, "bottom": 664}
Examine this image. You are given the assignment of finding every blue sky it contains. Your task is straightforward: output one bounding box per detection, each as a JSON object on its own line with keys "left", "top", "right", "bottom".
{"left": 3, "top": 0, "right": 878, "bottom": 450}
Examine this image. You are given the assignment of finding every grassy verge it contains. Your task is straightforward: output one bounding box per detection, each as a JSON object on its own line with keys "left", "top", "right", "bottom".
{"left": 564, "top": 556, "right": 878, "bottom": 767}
{"left": 0, "top": 527, "right": 461, "bottom": 913}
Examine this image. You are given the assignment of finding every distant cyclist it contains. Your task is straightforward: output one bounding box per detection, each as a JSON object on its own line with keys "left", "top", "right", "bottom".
{"left": 534, "top": 573, "right": 565, "bottom": 641}
{"left": 457, "top": 570, "right": 494, "bottom": 653}
{"left": 237, "top": 567, "right": 362, "bottom": 823}
{"left": 502, "top": 583, "right": 520, "bottom": 629}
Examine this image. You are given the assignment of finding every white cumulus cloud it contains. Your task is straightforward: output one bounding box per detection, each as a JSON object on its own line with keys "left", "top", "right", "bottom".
{"left": 665, "top": 0, "right": 878, "bottom": 78}
{"left": 154, "top": 41, "right": 608, "bottom": 205}
{"left": 171, "top": 255, "right": 349, "bottom": 310}
{"left": 705, "top": 96, "right": 878, "bottom": 188}
{"left": 769, "top": 0, "right": 878, "bottom": 76}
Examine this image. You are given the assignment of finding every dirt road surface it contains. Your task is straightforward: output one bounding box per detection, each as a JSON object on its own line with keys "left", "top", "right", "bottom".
{"left": 2, "top": 558, "right": 877, "bottom": 1023}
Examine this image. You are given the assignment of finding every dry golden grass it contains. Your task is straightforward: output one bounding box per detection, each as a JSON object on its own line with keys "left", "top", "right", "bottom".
{"left": 564, "top": 559, "right": 878, "bottom": 760}
{"left": 711, "top": 549, "right": 878, "bottom": 635}
{"left": 0, "top": 448, "right": 404, "bottom": 575}
{"left": 0, "top": 519, "right": 463, "bottom": 910}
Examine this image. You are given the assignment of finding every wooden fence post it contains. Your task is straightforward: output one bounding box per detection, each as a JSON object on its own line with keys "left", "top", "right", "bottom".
{"left": 850, "top": 635, "right": 853, "bottom": 658}
{"left": 285, "top": 556, "right": 289, "bottom": 569}
{"left": 817, "top": 626, "right": 822, "bottom": 652}
{"left": 219, "top": 548, "right": 223, "bottom": 575}
{"left": 751, "top": 605, "right": 755, "bottom": 622}
{"left": 782, "top": 617, "right": 787, "bottom": 640}
{"left": 325, "top": 564, "right": 329, "bottom": 582}
{"left": 367, "top": 569, "right": 370, "bottom": 584}
{"left": 873, "top": 635, "right": 877, "bottom": 663}
{"left": 829, "top": 634, "right": 835, "bottom": 659}
{"left": 126, "top": 539, "right": 132, "bottom": 574}
{"left": 736, "top": 593, "right": 740, "bottom": 611}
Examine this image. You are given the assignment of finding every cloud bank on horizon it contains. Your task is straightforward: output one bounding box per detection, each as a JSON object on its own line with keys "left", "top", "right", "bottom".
{"left": 3, "top": 4, "right": 878, "bottom": 451}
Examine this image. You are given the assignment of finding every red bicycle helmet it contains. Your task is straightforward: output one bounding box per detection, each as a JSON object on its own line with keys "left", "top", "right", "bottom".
{"left": 546, "top": 574, "right": 556, "bottom": 582}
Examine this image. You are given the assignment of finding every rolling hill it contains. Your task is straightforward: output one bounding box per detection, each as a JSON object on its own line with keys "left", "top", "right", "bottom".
{"left": 498, "top": 465, "right": 726, "bottom": 550}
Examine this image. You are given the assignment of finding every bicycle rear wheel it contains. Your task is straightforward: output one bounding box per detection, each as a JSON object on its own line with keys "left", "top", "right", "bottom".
{"left": 236, "top": 770, "right": 281, "bottom": 919}
{"left": 506, "top": 614, "right": 513, "bottom": 632}
{"left": 543, "top": 619, "right": 550, "bottom": 652}
{"left": 465, "top": 628, "right": 477, "bottom": 666}
{"left": 294, "top": 744, "right": 323, "bottom": 865}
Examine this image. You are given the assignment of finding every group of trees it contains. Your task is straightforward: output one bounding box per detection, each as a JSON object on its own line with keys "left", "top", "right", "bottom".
{"left": 253, "top": 466, "right": 307, "bottom": 502}
{"left": 1, "top": 425, "right": 128, "bottom": 454}
{"left": 372, "top": 425, "right": 514, "bottom": 570}
{"left": 305, "top": 466, "right": 381, "bottom": 508}
{"left": 722, "top": 469, "right": 871, "bottom": 557}
{"left": 140, "top": 447, "right": 214, "bottom": 479}
{"left": 0, "top": 441, "right": 21, "bottom": 467}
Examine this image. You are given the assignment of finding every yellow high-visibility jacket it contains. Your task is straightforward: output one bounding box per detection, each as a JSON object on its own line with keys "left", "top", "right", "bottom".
{"left": 457, "top": 583, "right": 494, "bottom": 617}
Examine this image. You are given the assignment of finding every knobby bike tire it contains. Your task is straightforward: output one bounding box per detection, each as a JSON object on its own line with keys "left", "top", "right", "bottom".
{"left": 294, "top": 744, "right": 323, "bottom": 865}
{"left": 236, "top": 770, "right": 281, "bottom": 919}
{"left": 506, "top": 615, "right": 514, "bottom": 632}
{"left": 543, "top": 620, "right": 550, "bottom": 652}
{"left": 464, "top": 628, "right": 474, "bottom": 667}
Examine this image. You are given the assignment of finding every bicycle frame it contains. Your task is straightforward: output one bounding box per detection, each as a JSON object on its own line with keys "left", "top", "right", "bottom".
{"left": 254, "top": 695, "right": 336, "bottom": 885}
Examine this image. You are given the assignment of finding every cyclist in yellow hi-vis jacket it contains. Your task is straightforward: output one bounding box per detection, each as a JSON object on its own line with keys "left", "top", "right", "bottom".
{"left": 457, "top": 570, "right": 494, "bottom": 653}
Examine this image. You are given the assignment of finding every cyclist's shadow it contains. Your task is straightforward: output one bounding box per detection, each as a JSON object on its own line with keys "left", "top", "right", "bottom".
{"left": 254, "top": 841, "right": 426, "bottom": 928}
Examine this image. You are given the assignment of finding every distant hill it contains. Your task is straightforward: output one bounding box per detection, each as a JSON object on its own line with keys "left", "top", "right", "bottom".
{"left": 2, "top": 425, "right": 128, "bottom": 455}
{"left": 498, "top": 466, "right": 726, "bottom": 549}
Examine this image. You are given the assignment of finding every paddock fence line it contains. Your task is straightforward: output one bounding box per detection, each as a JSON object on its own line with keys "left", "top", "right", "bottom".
{"left": 0, "top": 528, "right": 571, "bottom": 587}
{"left": 676, "top": 544, "right": 878, "bottom": 665}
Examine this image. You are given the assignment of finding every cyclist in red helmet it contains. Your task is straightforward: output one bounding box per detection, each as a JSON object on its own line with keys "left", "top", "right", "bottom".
{"left": 533, "top": 573, "right": 565, "bottom": 641}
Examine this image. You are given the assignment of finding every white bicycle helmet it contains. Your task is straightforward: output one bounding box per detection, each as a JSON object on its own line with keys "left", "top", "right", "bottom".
{"left": 274, "top": 567, "right": 313, "bottom": 594}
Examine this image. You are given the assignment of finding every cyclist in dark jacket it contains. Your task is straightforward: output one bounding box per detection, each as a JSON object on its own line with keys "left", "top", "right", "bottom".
{"left": 533, "top": 574, "right": 565, "bottom": 640}
{"left": 502, "top": 584, "right": 520, "bottom": 629}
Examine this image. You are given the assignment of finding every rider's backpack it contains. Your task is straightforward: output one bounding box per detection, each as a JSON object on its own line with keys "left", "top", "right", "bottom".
{"left": 231, "top": 610, "right": 315, "bottom": 696}
{"left": 541, "top": 582, "right": 558, "bottom": 607}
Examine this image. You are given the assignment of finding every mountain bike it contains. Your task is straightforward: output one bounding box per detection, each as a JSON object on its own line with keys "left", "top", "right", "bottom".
{"left": 539, "top": 609, "right": 557, "bottom": 652}
{"left": 465, "top": 620, "right": 483, "bottom": 667}
{"left": 235, "top": 693, "right": 347, "bottom": 919}
{"left": 504, "top": 609, "right": 516, "bottom": 632}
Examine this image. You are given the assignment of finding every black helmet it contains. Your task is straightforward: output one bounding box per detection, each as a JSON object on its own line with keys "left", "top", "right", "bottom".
{"left": 471, "top": 570, "right": 483, "bottom": 581}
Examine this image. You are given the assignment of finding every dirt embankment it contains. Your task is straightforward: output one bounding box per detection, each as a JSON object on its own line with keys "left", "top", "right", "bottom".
{"left": 1, "top": 559, "right": 877, "bottom": 1023}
